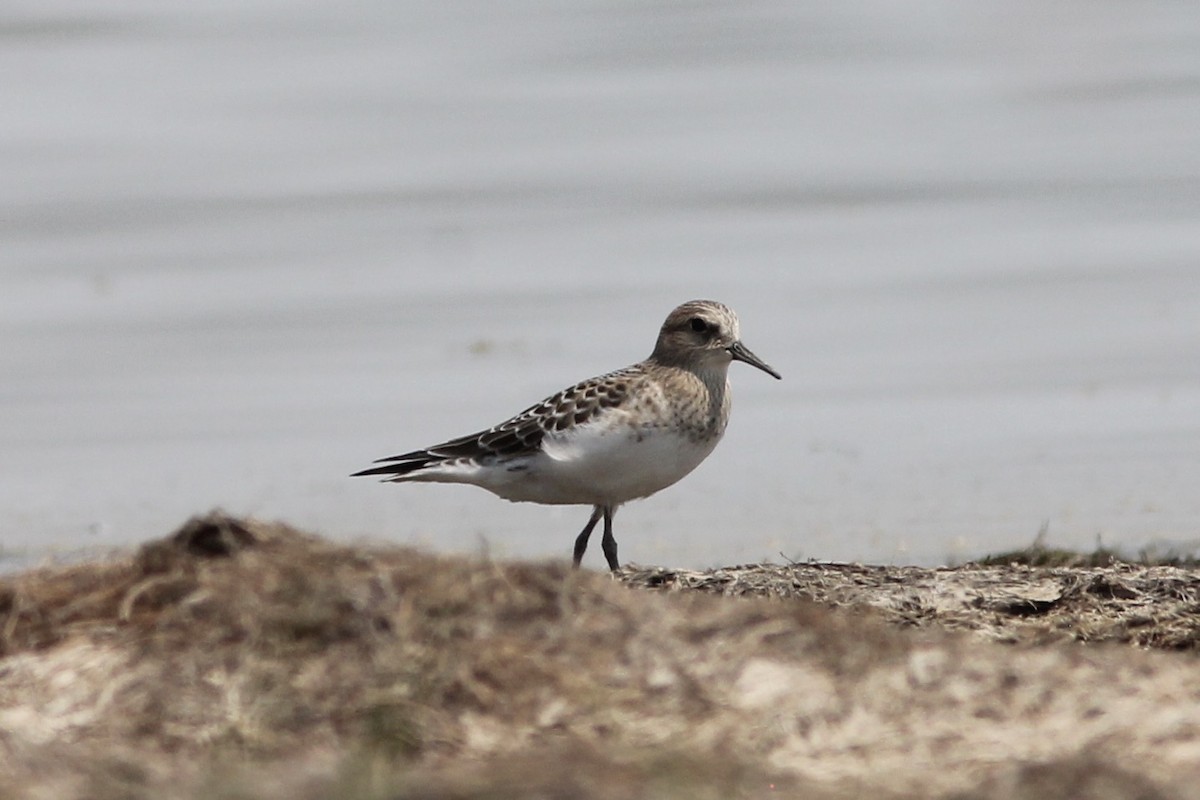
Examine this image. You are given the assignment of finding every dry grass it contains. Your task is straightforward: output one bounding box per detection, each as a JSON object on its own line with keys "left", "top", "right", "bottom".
{"left": 1, "top": 512, "right": 1199, "bottom": 799}
{"left": 619, "top": 559, "right": 1200, "bottom": 649}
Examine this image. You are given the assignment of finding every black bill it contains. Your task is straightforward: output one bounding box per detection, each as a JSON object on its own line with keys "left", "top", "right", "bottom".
{"left": 727, "top": 341, "right": 781, "bottom": 380}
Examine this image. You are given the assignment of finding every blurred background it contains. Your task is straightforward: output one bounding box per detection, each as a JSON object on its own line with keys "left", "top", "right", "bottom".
{"left": 3, "top": 0, "right": 1198, "bottom": 569}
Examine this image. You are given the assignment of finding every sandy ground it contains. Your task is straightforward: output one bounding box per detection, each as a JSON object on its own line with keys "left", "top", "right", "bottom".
{"left": 2, "top": 513, "right": 1200, "bottom": 799}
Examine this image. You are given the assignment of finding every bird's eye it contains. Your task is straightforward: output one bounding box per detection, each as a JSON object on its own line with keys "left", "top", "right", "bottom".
{"left": 689, "top": 318, "right": 708, "bottom": 333}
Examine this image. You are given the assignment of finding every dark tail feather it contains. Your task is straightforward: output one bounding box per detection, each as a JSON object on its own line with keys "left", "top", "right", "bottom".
{"left": 351, "top": 450, "right": 435, "bottom": 479}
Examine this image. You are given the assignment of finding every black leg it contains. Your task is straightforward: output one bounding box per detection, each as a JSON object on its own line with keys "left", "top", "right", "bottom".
{"left": 600, "top": 506, "right": 619, "bottom": 571}
{"left": 572, "top": 506, "right": 603, "bottom": 568}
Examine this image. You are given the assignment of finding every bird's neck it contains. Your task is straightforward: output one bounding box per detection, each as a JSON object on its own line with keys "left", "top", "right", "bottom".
{"left": 682, "top": 362, "right": 732, "bottom": 439}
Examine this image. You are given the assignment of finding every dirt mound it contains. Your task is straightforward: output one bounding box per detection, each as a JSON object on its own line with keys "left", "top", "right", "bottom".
{"left": 2, "top": 513, "right": 1199, "bottom": 799}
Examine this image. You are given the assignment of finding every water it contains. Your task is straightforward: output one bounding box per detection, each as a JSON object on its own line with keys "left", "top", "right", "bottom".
{"left": 3, "top": 1, "right": 1199, "bottom": 569}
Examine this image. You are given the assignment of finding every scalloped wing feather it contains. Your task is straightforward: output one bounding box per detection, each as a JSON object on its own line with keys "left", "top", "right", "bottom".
{"left": 352, "top": 366, "right": 642, "bottom": 479}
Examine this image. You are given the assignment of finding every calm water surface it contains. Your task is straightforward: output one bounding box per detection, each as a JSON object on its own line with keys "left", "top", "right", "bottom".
{"left": 2, "top": 1, "right": 1199, "bottom": 568}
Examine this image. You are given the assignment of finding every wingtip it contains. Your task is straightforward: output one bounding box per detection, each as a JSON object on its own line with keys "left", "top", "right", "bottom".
{"left": 351, "top": 462, "right": 408, "bottom": 478}
{"left": 349, "top": 448, "right": 422, "bottom": 476}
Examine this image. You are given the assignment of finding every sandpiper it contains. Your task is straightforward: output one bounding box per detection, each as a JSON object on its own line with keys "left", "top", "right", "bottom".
{"left": 353, "top": 299, "right": 780, "bottom": 570}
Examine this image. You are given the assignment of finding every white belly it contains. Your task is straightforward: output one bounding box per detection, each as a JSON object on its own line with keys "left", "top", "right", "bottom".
{"left": 482, "top": 417, "right": 722, "bottom": 506}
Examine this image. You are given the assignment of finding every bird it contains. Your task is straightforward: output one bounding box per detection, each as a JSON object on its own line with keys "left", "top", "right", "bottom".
{"left": 353, "top": 299, "right": 780, "bottom": 570}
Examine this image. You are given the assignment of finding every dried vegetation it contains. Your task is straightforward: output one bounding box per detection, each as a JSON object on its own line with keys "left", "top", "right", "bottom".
{"left": 0, "top": 512, "right": 1199, "bottom": 799}
{"left": 620, "top": 558, "right": 1200, "bottom": 650}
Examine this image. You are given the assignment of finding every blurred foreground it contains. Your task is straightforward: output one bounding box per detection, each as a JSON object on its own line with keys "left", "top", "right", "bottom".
{"left": 1, "top": 513, "right": 1199, "bottom": 799}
